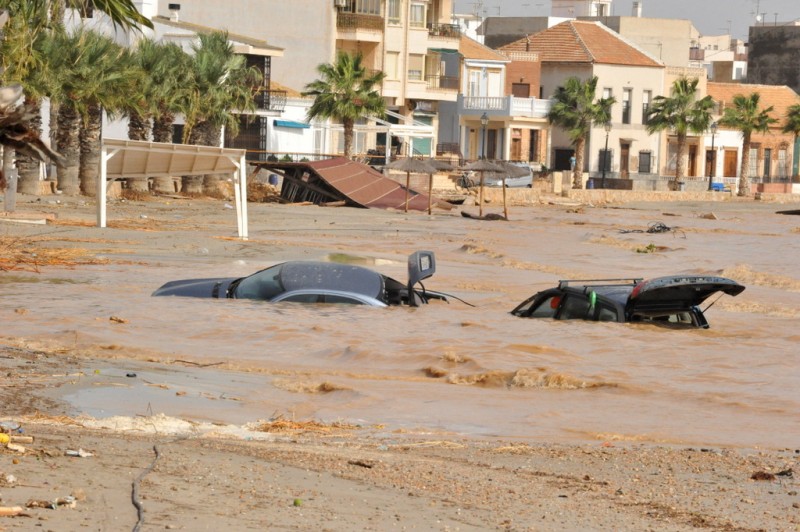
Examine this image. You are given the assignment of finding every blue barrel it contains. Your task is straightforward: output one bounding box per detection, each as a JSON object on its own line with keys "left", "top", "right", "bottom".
{"left": 268, "top": 174, "right": 279, "bottom": 186}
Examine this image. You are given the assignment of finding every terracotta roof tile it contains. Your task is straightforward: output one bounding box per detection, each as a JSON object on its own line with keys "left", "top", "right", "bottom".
{"left": 707, "top": 82, "right": 800, "bottom": 121}
{"left": 459, "top": 35, "right": 509, "bottom": 62}
{"left": 498, "top": 20, "right": 662, "bottom": 68}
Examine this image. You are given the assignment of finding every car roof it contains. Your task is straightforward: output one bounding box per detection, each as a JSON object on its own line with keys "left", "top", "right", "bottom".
{"left": 279, "top": 262, "right": 385, "bottom": 300}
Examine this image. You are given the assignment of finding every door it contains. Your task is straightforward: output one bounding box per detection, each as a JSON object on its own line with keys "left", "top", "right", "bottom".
{"left": 724, "top": 149, "right": 738, "bottom": 177}
{"left": 620, "top": 143, "right": 630, "bottom": 178}
{"left": 688, "top": 145, "right": 697, "bottom": 177}
{"left": 511, "top": 138, "right": 522, "bottom": 160}
{"left": 763, "top": 148, "right": 772, "bottom": 180}
{"left": 486, "top": 129, "right": 497, "bottom": 159}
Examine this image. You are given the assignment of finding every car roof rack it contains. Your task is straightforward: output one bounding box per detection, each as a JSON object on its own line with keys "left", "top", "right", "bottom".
{"left": 557, "top": 278, "right": 643, "bottom": 289}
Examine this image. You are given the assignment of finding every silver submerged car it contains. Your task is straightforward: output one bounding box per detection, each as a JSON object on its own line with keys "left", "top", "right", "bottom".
{"left": 152, "top": 251, "right": 443, "bottom": 307}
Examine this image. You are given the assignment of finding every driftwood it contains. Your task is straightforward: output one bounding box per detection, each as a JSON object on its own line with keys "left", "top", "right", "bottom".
{"left": 460, "top": 211, "right": 507, "bottom": 221}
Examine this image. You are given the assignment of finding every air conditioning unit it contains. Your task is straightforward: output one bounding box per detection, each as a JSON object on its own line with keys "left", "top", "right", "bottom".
{"left": 334, "top": 0, "right": 347, "bottom": 7}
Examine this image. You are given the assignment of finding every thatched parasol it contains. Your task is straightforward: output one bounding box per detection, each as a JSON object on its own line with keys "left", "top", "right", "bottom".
{"left": 422, "top": 158, "right": 455, "bottom": 214}
{"left": 386, "top": 157, "right": 438, "bottom": 212}
{"left": 490, "top": 161, "right": 531, "bottom": 219}
{"left": 462, "top": 159, "right": 503, "bottom": 217}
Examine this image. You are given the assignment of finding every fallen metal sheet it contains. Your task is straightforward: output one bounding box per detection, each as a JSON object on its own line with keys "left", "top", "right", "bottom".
{"left": 254, "top": 157, "right": 434, "bottom": 211}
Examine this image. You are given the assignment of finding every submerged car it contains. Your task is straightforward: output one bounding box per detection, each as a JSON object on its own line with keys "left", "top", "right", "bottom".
{"left": 153, "top": 251, "right": 443, "bottom": 307}
{"left": 511, "top": 276, "right": 745, "bottom": 328}
{"left": 461, "top": 162, "right": 534, "bottom": 188}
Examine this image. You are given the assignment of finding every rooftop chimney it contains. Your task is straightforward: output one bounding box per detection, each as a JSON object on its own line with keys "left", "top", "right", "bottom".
{"left": 168, "top": 3, "right": 180, "bottom": 21}
{"left": 632, "top": 1, "right": 642, "bottom": 17}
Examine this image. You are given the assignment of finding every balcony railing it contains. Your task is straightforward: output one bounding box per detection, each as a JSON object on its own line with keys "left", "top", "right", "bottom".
{"left": 425, "top": 74, "right": 459, "bottom": 91}
{"left": 256, "top": 89, "right": 287, "bottom": 112}
{"left": 460, "top": 95, "right": 552, "bottom": 118}
{"left": 337, "top": 12, "right": 384, "bottom": 31}
{"left": 427, "top": 23, "right": 460, "bottom": 39}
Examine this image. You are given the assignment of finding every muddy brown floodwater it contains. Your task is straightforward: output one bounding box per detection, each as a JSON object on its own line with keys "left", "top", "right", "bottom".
{"left": 2, "top": 195, "right": 799, "bottom": 450}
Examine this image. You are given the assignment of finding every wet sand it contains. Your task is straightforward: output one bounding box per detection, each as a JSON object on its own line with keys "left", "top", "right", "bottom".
{"left": 1, "top": 192, "right": 799, "bottom": 530}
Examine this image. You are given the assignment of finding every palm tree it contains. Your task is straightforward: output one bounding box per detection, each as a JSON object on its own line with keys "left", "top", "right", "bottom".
{"left": 179, "top": 31, "right": 260, "bottom": 195}
{"left": 645, "top": 77, "right": 714, "bottom": 186}
{"left": 0, "top": 0, "right": 53, "bottom": 194}
{"left": 782, "top": 103, "right": 800, "bottom": 181}
{"left": 302, "top": 51, "right": 386, "bottom": 158}
{"left": 547, "top": 76, "right": 615, "bottom": 189}
{"left": 48, "top": 28, "right": 142, "bottom": 195}
{"left": 718, "top": 92, "right": 777, "bottom": 196}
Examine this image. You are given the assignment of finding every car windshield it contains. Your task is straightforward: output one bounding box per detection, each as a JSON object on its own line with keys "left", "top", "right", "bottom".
{"left": 232, "top": 264, "right": 284, "bottom": 300}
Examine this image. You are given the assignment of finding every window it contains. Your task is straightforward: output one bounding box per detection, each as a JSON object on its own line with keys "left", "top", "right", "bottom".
{"left": 749, "top": 147, "right": 758, "bottom": 177}
{"left": 387, "top": 0, "right": 401, "bottom": 24}
{"left": 356, "top": 0, "right": 381, "bottom": 15}
{"left": 602, "top": 87, "right": 612, "bottom": 100}
{"left": 638, "top": 151, "right": 652, "bottom": 174}
{"left": 558, "top": 295, "right": 591, "bottom": 320}
{"left": 407, "top": 54, "right": 424, "bottom": 80}
{"left": 642, "top": 90, "right": 651, "bottom": 125}
{"left": 622, "top": 88, "right": 632, "bottom": 124}
{"left": 385, "top": 52, "right": 399, "bottom": 80}
{"left": 778, "top": 149, "right": 788, "bottom": 178}
{"left": 763, "top": 148, "right": 771, "bottom": 178}
{"left": 410, "top": 2, "right": 426, "bottom": 27}
{"left": 512, "top": 83, "right": 530, "bottom": 98}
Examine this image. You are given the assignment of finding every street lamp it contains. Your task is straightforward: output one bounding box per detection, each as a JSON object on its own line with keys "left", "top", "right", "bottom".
{"left": 707, "top": 121, "right": 718, "bottom": 191}
{"left": 601, "top": 122, "right": 611, "bottom": 188}
{"left": 480, "top": 112, "right": 488, "bottom": 160}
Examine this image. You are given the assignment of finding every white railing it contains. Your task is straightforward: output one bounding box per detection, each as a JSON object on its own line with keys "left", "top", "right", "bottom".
{"left": 459, "top": 95, "right": 551, "bottom": 118}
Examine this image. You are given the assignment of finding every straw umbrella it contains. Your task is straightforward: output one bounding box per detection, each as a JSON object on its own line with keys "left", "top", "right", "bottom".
{"left": 423, "top": 157, "right": 454, "bottom": 215}
{"left": 462, "top": 159, "right": 503, "bottom": 217}
{"left": 492, "top": 161, "right": 530, "bottom": 220}
{"left": 386, "top": 157, "right": 438, "bottom": 212}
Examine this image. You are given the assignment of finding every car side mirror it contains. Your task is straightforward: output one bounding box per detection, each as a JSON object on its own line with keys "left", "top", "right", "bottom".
{"left": 407, "top": 251, "right": 436, "bottom": 306}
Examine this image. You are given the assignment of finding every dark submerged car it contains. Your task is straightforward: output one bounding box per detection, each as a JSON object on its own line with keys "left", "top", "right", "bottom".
{"left": 152, "top": 251, "right": 443, "bottom": 307}
{"left": 511, "top": 275, "right": 745, "bottom": 328}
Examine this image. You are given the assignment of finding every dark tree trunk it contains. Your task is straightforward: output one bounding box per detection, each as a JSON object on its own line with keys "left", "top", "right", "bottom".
{"left": 55, "top": 102, "right": 82, "bottom": 196}
{"left": 125, "top": 111, "right": 152, "bottom": 192}
{"left": 152, "top": 110, "right": 177, "bottom": 193}
{"left": 79, "top": 103, "right": 103, "bottom": 196}
{"left": 573, "top": 136, "right": 586, "bottom": 189}
{"left": 16, "top": 98, "right": 44, "bottom": 195}
{"left": 182, "top": 121, "right": 222, "bottom": 196}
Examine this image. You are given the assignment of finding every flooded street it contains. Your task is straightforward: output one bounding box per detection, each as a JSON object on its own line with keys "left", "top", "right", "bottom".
{"left": 2, "top": 197, "right": 799, "bottom": 450}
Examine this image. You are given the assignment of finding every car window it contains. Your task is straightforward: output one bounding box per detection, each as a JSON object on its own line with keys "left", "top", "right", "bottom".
{"left": 596, "top": 304, "right": 619, "bottom": 322}
{"left": 530, "top": 295, "right": 561, "bottom": 318}
{"left": 279, "top": 293, "right": 321, "bottom": 303}
{"left": 323, "top": 294, "right": 367, "bottom": 305}
{"left": 234, "top": 264, "right": 283, "bottom": 300}
{"left": 558, "top": 294, "right": 591, "bottom": 320}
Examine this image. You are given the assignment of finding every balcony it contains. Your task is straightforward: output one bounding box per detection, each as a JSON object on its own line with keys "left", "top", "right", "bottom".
{"left": 458, "top": 95, "right": 552, "bottom": 118}
{"left": 427, "top": 23, "right": 460, "bottom": 39}
{"left": 336, "top": 11, "right": 384, "bottom": 34}
{"left": 255, "top": 89, "right": 287, "bottom": 112}
{"left": 425, "top": 74, "right": 459, "bottom": 91}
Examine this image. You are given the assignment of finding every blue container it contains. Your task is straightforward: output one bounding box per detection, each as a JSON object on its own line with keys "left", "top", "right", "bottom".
{"left": 268, "top": 174, "right": 279, "bottom": 186}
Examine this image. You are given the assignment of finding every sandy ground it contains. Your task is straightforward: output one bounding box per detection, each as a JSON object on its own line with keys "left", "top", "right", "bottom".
{"left": 1, "top": 191, "right": 799, "bottom": 531}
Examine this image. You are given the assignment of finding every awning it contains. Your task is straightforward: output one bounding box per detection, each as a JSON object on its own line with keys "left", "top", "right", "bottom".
{"left": 98, "top": 139, "right": 250, "bottom": 239}
{"left": 274, "top": 119, "right": 310, "bottom": 129}
{"left": 428, "top": 48, "right": 460, "bottom": 54}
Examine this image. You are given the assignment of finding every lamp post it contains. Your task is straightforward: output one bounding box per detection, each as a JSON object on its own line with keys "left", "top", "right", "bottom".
{"left": 480, "top": 112, "right": 488, "bottom": 160}
{"left": 707, "top": 121, "right": 717, "bottom": 191}
{"left": 601, "top": 122, "right": 611, "bottom": 189}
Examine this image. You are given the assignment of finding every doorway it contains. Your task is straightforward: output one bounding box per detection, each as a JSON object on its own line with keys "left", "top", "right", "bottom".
{"left": 620, "top": 143, "right": 630, "bottom": 178}
{"left": 688, "top": 145, "right": 697, "bottom": 177}
{"left": 486, "top": 129, "right": 497, "bottom": 159}
{"left": 723, "top": 149, "right": 738, "bottom": 177}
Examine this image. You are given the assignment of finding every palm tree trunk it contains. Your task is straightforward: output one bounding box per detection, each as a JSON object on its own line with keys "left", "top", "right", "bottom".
{"left": 674, "top": 133, "right": 687, "bottom": 188}
{"left": 152, "top": 110, "right": 177, "bottom": 193}
{"left": 79, "top": 103, "right": 103, "bottom": 196}
{"left": 55, "top": 102, "right": 82, "bottom": 196}
{"left": 739, "top": 132, "right": 752, "bottom": 196}
{"left": 181, "top": 121, "right": 220, "bottom": 195}
{"left": 343, "top": 118, "right": 354, "bottom": 158}
{"left": 573, "top": 137, "right": 585, "bottom": 189}
{"left": 16, "top": 98, "right": 44, "bottom": 195}
{"left": 125, "top": 111, "right": 152, "bottom": 192}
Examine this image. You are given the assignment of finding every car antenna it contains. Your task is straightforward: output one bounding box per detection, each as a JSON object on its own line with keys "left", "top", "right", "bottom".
{"left": 702, "top": 293, "right": 725, "bottom": 313}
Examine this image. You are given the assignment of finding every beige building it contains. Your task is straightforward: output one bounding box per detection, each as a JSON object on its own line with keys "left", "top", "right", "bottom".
{"left": 142, "top": 0, "right": 460, "bottom": 156}
{"left": 501, "top": 21, "right": 665, "bottom": 180}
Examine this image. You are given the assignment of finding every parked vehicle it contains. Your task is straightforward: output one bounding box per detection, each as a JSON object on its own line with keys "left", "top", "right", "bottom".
{"left": 153, "top": 251, "right": 444, "bottom": 307}
{"left": 461, "top": 162, "right": 533, "bottom": 188}
{"left": 511, "top": 276, "right": 745, "bottom": 328}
